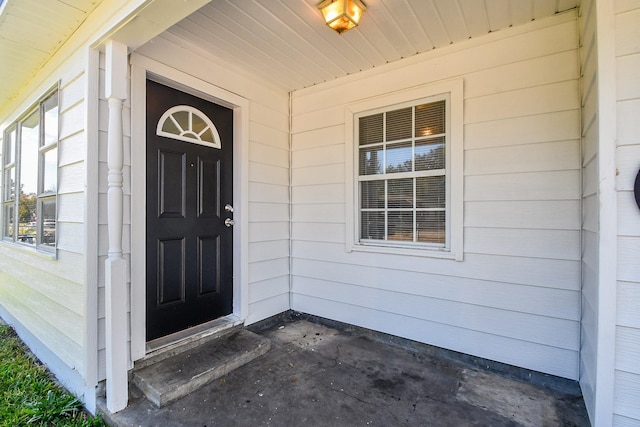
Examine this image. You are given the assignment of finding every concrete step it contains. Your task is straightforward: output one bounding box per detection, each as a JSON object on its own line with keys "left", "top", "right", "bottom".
{"left": 132, "top": 329, "right": 271, "bottom": 408}
{"left": 138, "top": 319, "right": 244, "bottom": 370}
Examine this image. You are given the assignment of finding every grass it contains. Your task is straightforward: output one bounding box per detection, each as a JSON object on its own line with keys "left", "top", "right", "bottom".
{"left": 0, "top": 323, "right": 104, "bottom": 426}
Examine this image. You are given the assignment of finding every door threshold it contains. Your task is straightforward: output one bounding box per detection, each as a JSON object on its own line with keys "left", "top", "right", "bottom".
{"left": 140, "top": 315, "right": 243, "bottom": 369}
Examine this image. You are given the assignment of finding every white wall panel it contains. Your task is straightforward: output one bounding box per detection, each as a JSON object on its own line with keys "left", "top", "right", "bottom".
{"left": 465, "top": 170, "right": 581, "bottom": 201}
{"left": 0, "top": 61, "right": 88, "bottom": 381}
{"left": 464, "top": 110, "right": 580, "bottom": 150}
{"left": 293, "top": 241, "right": 581, "bottom": 291}
{"left": 614, "top": 3, "right": 640, "bottom": 422}
{"left": 290, "top": 14, "right": 581, "bottom": 379}
{"left": 617, "top": 281, "right": 640, "bottom": 328}
{"left": 293, "top": 293, "right": 579, "bottom": 379}
{"left": 579, "top": 1, "right": 600, "bottom": 420}
{"left": 101, "top": 31, "right": 293, "bottom": 379}
{"left": 617, "top": 99, "right": 640, "bottom": 146}
{"left": 465, "top": 140, "right": 580, "bottom": 175}
{"left": 465, "top": 200, "right": 581, "bottom": 230}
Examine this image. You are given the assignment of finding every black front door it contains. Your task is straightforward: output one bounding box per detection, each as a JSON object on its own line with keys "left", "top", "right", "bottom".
{"left": 146, "top": 80, "right": 233, "bottom": 341}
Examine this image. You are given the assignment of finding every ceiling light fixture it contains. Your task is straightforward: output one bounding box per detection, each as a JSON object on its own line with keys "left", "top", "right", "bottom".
{"left": 317, "top": 0, "right": 366, "bottom": 34}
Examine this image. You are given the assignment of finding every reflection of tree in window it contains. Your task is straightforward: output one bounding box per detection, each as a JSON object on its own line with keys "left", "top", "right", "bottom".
{"left": 19, "top": 191, "right": 36, "bottom": 223}
{"left": 1, "top": 90, "right": 58, "bottom": 249}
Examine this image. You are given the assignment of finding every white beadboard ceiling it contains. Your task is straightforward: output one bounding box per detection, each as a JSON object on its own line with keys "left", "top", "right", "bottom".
{"left": 0, "top": 0, "right": 578, "bottom": 115}
{"left": 165, "top": 0, "right": 578, "bottom": 91}
{"left": 0, "top": 0, "right": 102, "bottom": 112}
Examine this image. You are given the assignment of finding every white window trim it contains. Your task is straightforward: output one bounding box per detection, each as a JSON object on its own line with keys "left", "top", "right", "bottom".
{"left": 156, "top": 105, "right": 222, "bottom": 148}
{"left": 1, "top": 86, "right": 59, "bottom": 256}
{"left": 345, "top": 78, "right": 463, "bottom": 261}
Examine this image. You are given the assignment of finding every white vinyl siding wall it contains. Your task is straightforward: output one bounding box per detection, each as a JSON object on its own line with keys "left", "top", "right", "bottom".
{"left": 291, "top": 13, "right": 581, "bottom": 379}
{"left": 0, "top": 52, "right": 88, "bottom": 383}
{"left": 579, "top": 0, "right": 600, "bottom": 421}
{"left": 138, "top": 32, "right": 291, "bottom": 325}
{"left": 94, "top": 31, "right": 291, "bottom": 380}
{"left": 614, "top": 1, "right": 640, "bottom": 424}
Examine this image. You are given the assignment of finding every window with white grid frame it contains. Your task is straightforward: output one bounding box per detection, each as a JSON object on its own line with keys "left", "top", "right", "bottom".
{"left": 2, "top": 89, "right": 58, "bottom": 251}
{"left": 357, "top": 95, "right": 449, "bottom": 248}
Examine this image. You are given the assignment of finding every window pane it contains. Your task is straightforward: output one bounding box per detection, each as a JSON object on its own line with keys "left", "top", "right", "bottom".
{"left": 415, "top": 100, "right": 446, "bottom": 136}
{"left": 359, "top": 113, "right": 383, "bottom": 145}
{"left": 416, "top": 176, "right": 445, "bottom": 209}
{"left": 18, "top": 192, "right": 36, "bottom": 244}
{"left": 388, "top": 211, "right": 413, "bottom": 241}
{"left": 43, "top": 93, "right": 59, "bottom": 146}
{"left": 4, "top": 127, "right": 16, "bottom": 164}
{"left": 361, "top": 181, "right": 384, "bottom": 209}
{"left": 40, "top": 198, "right": 56, "bottom": 247}
{"left": 385, "top": 141, "right": 412, "bottom": 173}
{"left": 173, "top": 111, "right": 189, "bottom": 132}
{"left": 359, "top": 146, "right": 383, "bottom": 175}
{"left": 191, "top": 112, "right": 207, "bottom": 134}
{"left": 4, "top": 204, "right": 14, "bottom": 239}
{"left": 415, "top": 138, "right": 445, "bottom": 171}
{"left": 20, "top": 110, "right": 39, "bottom": 197}
{"left": 43, "top": 147, "right": 57, "bottom": 194}
{"left": 361, "top": 211, "right": 384, "bottom": 240}
{"left": 4, "top": 167, "right": 15, "bottom": 201}
{"left": 388, "top": 178, "right": 413, "bottom": 208}
{"left": 201, "top": 128, "right": 214, "bottom": 144}
{"left": 417, "top": 211, "right": 445, "bottom": 244}
{"left": 161, "top": 116, "right": 180, "bottom": 135}
{"left": 386, "top": 107, "right": 412, "bottom": 141}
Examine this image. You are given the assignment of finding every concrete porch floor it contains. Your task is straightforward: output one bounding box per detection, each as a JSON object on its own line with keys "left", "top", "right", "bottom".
{"left": 100, "top": 315, "right": 589, "bottom": 426}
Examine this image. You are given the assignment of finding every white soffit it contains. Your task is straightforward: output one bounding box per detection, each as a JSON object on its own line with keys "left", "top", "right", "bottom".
{"left": 0, "top": 0, "right": 102, "bottom": 113}
{"left": 163, "top": 0, "right": 579, "bottom": 91}
{"left": 0, "top": 0, "right": 579, "bottom": 114}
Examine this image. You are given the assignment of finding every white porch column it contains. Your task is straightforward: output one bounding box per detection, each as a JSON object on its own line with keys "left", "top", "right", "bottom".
{"left": 104, "top": 39, "right": 128, "bottom": 413}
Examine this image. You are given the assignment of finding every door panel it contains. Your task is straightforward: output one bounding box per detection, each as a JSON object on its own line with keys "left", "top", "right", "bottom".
{"left": 146, "top": 80, "right": 233, "bottom": 341}
{"left": 158, "top": 151, "right": 186, "bottom": 218}
{"left": 198, "top": 158, "right": 220, "bottom": 217}
{"left": 198, "top": 236, "right": 220, "bottom": 295}
{"left": 158, "top": 238, "right": 185, "bottom": 305}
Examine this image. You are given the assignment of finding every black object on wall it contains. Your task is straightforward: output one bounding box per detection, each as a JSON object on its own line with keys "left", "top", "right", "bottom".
{"left": 635, "top": 169, "right": 640, "bottom": 210}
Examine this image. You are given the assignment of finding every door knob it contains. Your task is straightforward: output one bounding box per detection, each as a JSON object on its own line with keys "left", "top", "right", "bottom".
{"left": 224, "top": 204, "right": 234, "bottom": 212}
{"left": 224, "top": 218, "right": 235, "bottom": 227}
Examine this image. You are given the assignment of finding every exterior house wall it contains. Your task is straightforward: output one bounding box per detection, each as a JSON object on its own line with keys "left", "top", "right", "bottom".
{"left": 579, "top": 0, "right": 600, "bottom": 421}
{"left": 0, "top": 49, "right": 90, "bottom": 398}
{"left": 290, "top": 13, "right": 582, "bottom": 380}
{"left": 134, "top": 32, "right": 291, "bottom": 324}
{"left": 92, "top": 30, "right": 292, "bottom": 381}
{"left": 613, "top": 1, "right": 640, "bottom": 424}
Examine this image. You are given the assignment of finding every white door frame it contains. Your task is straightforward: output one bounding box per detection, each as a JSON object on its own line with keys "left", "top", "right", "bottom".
{"left": 129, "top": 53, "right": 250, "bottom": 362}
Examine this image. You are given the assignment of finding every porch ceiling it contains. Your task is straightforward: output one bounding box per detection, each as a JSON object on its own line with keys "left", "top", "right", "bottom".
{"left": 0, "top": 0, "right": 579, "bottom": 119}
{"left": 163, "top": 0, "right": 579, "bottom": 92}
{"left": 0, "top": 0, "right": 102, "bottom": 116}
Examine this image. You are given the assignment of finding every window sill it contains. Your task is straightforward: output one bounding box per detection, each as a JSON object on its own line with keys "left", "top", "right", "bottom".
{"left": 0, "top": 240, "right": 57, "bottom": 260}
{"left": 347, "top": 242, "right": 463, "bottom": 261}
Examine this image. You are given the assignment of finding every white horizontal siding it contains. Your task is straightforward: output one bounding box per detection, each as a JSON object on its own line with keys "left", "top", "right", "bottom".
{"left": 579, "top": 1, "right": 600, "bottom": 420}
{"left": 290, "top": 14, "right": 581, "bottom": 379}
{"left": 293, "top": 258, "right": 580, "bottom": 320}
{"left": 100, "top": 33, "right": 292, "bottom": 378}
{"left": 465, "top": 170, "right": 581, "bottom": 201}
{"left": 465, "top": 110, "right": 580, "bottom": 150}
{"left": 614, "top": 1, "right": 640, "bottom": 424}
{"left": 0, "top": 63, "right": 88, "bottom": 378}
{"left": 293, "top": 293, "right": 578, "bottom": 379}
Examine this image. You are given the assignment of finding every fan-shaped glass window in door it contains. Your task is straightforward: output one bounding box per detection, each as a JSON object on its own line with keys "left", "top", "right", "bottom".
{"left": 156, "top": 105, "right": 222, "bottom": 149}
